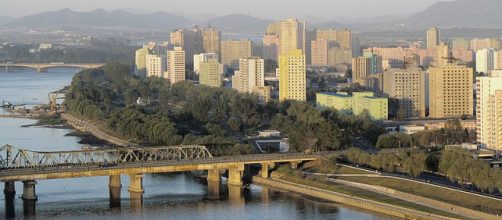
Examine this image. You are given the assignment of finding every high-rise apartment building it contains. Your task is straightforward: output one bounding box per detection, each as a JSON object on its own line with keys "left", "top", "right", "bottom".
{"left": 221, "top": 40, "right": 252, "bottom": 69}
{"left": 232, "top": 57, "right": 270, "bottom": 102}
{"left": 363, "top": 52, "right": 383, "bottom": 74}
{"left": 452, "top": 38, "right": 470, "bottom": 49}
{"left": 383, "top": 68, "right": 426, "bottom": 118}
{"left": 476, "top": 48, "right": 495, "bottom": 74}
{"left": 201, "top": 27, "right": 221, "bottom": 55}
{"left": 427, "top": 27, "right": 440, "bottom": 49}
{"left": 311, "top": 39, "right": 328, "bottom": 66}
{"left": 263, "top": 35, "right": 281, "bottom": 62}
{"left": 476, "top": 75, "right": 502, "bottom": 150}
{"left": 167, "top": 47, "right": 186, "bottom": 84}
{"left": 194, "top": 53, "right": 219, "bottom": 75}
{"left": 170, "top": 28, "right": 203, "bottom": 64}
{"left": 199, "top": 58, "right": 223, "bottom": 87}
{"left": 135, "top": 47, "right": 151, "bottom": 75}
{"left": 435, "top": 42, "right": 450, "bottom": 67}
{"left": 328, "top": 48, "right": 352, "bottom": 66}
{"left": 352, "top": 57, "right": 370, "bottom": 83}
{"left": 279, "top": 49, "right": 306, "bottom": 102}
{"left": 428, "top": 63, "right": 473, "bottom": 118}
{"left": 279, "top": 19, "right": 306, "bottom": 55}
{"left": 146, "top": 54, "right": 166, "bottom": 78}
{"left": 494, "top": 50, "right": 502, "bottom": 70}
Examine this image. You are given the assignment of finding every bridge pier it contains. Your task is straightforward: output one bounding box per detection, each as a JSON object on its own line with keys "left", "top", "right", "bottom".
{"left": 291, "top": 161, "right": 301, "bottom": 170}
{"left": 260, "top": 162, "right": 275, "bottom": 178}
{"left": 128, "top": 174, "right": 144, "bottom": 194}
{"left": 227, "top": 164, "right": 244, "bottom": 186}
{"left": 4, "top": 181, "right": 16, "bottom": 195}
{"left": 22, "top": 180, "right": 37, "bottom": 201}
{"left": 109, "top": 175, "right": 122, "bottom": 208}
{"left": 207, "top": 169, "right": 221, "bottom": 182}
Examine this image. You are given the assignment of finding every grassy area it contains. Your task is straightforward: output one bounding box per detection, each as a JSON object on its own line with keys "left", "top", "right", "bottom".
{"left": 338, "top": 176, "right": 502, "bottom": 215}
{"left": 274, "top": 168, "right": 461, "bottom": 218}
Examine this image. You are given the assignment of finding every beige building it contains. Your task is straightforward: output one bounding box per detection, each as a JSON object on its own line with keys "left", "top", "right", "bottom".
{"left": 427, "top": 27, "right": 440, "bottom": 49}
{"left": 452, "top": 38, "right": 470, "bottom": 49}
{"left": 232, "top": 57, "right": 270, "bottom": 102}
{"left": 170, "top": 28, "right": 203, "bottom": 64}
{"left": 428, "top": 63, "right": 473, "bottom": 118}
{"left": 194, "top": 53, "right": 218, "bottom": 75}
{"left": 279, "top": 19, "right": 306, "bottom": 55}
{"left": 199, "top": 58, "right": 223, "bottom": 87}
{"left": 328, "top": 48, "right": 352, "bottom": 66}
{"left": 435, "top": 42, "right": 450, "bottom": 67}
{"left": 167, "top": 47, "right": 186, "bottom": 84}
{"left": 352, "top": 57, "right": 370, "bottom": 83}
{"left": 279, "top": 49, "right": 306, "bottom": 102}
{"left": 221, "top": 40, "right": 252, "bottom": 69}
{"left": 311, "top": 39, "right": 328, "bottom": 66}
{"left": 316, "top": 29, "right": 352, "bottom": 50}
{"left": 201, "top": 27, "right": 221, "bottom": 54}
{"left": 494, "top": 50, "right": 502, "bottom": 70}
{"left": 263, "top": 35, "right": 281, "bottom": 62}
{"left": 383, "top": 68, "right": 426, "bottom": 118}
{"left": 476, "top": 75, "right": 502, "bottom": 150}
{"left": 266, "top": 22, "right": 282, "bottom": 35}
{"left": 146, "top": 54, "right": 166, "bottom": 78}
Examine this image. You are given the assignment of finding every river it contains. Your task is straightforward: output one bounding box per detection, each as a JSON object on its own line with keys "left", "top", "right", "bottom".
{"left": 0, "top": 68, "right": 391, "bottom": 219}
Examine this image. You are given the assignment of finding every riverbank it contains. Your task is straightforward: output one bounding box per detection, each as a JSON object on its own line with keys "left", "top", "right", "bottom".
{"left": 253, "top": 175, "right": 456, "bottom": 220}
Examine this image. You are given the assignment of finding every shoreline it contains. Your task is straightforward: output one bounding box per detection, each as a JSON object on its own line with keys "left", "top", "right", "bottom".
{"left": 253, "top": 176, "right": 456, "bottom": 220}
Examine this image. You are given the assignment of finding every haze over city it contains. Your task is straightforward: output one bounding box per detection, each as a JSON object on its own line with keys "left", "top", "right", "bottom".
{"left": 0, "top": 0, "right": 448, "bottom": 20}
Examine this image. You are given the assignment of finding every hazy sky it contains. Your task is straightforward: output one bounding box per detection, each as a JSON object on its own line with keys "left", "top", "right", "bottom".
{"left": 0, "top": 0, "right": 448, "bottom": 19}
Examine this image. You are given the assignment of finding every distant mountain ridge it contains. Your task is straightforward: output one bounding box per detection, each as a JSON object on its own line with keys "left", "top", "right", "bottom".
{"left": 403, "top": 0, "right": 502, "bottom": 28}
{"left": 4, "top": 8, "right": 193, "bottom": 31}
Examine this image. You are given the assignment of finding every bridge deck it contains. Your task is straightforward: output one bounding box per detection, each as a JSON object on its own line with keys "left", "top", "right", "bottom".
{"left": 0, "top": 153, "right": 328, "bottom": 182}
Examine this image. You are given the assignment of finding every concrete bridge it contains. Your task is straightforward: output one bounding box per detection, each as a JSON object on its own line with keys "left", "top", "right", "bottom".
{"left": 0, "top": 63, "right": 105, "bottom": 72}
{"left": 0, "top": 144, "right": 325, "bottom": 207}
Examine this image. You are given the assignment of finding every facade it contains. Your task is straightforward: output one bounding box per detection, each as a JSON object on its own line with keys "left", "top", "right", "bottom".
{"left": 476, "top": 76, "right": 502, "bottom": 151}
{"left": 194, "top": 53, "right": 219, "bottom": 75}
{"left": 232, "top": 57, "right": 270, "bottom": 102}
{"left": 199, "top": 58, "right": 223, "bottom": 87}
{"left": 476, "top": 48, "right": 495, "bottom": 74}
{"left": 494, "top": 50, "right": 502, "bottom": 70}
{"left": 135, "top": 47, "right": 150, "bottom": 75}
{"left": 145, "top": 54, "right": 166, "bottom": 78}
{"left": 383, "top": 68, "right": 426, "bottom": 118}
{"left": 352, "top": 56, "right": 370, "bottom": 83}
{"left": 202, "top": 27, "right": 221, "bottom": 54}
{"left": 167, "top": 47, "right": 186, "bottom": 84}
{"left": 427, "top": 27, "right": 440, "bottom": 49}
{"left": 471, "top": 38, "right": 501, "bottom": 51}
{"left": 435, "top": 42, "right": 450, "bottom": 67}
{"left": 221, "top": 40, "right": 252, "bottom": 69}
{"left": 399, "top": 125, "right": 426, "bottom": 135}
{"left": 363, "top": 52, "right": 383, "bottom": 74}
{"left": 452, "top": 38, "right": 470, "bottom": 49}
{"left": 263, "top": 35, "right": 281, "bottom": 62}
{"left": 428, "top": 63, "right": 474, "bottom": 118}
{"left": 311, "top": 39, "right": 328, "bottom": 66}
{"left": 279, "top": 49, "right": 306, "bottom": 102}
{"left": 170, "top": 28, "right": 203, "bottom": 64}
{"left": 316, "top": 92, "right": 388, "bottom": 120}
{"left": 279, "top": 19, "right": 306, "bottom": 55}
{"left": 328, "top": 48, "right": 352, "bottom": 66}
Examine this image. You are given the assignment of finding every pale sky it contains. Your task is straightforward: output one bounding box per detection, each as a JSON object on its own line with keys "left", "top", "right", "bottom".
{"left": 0, "top": 0, "right": 448, "bottom": 19}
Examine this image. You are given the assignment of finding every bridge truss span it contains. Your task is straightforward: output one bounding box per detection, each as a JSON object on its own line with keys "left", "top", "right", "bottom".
{"left": 0, "top": 145, "right": 213, "bottom": 170}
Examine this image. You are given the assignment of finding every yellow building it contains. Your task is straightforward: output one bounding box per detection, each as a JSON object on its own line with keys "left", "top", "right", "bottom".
{"left": 221, "top": 40, "right": 252, "bottom": 69}
{"left": 435, "top": 42, "right": 450, "bottom": 67}
{"left": 316, "top": 28, "right": 352, "bottom": 50}
{"left": 279, "top": 49, "right": 306, "bottom": 102}
{"left": 429, "top": 63, "right": 473, "bottom": 118}
{"left": 135, "top": 47, "right": 150, "bottom": 74}
{"left": 252, "top": 86, "right": 272, "bottom": 103}
{"left": 167, "top": 47, "right": 186, "bottom": 84}
{"left": 266, "top": 22, "right": 282, "bottom": 35}
{"left": 199, "top": 58, "right": 223, "bottom": 87}
{"left": 427, "top": 27, "right": 440, "bottom": 49}
{"left": 145, "top": 54, "right": 166, "bottom": 78}
{"left": 316, "top": 92, "right": 388, "bottom": 120}
{"left": 280, "top": 19, "right": 306, "bottom": 55}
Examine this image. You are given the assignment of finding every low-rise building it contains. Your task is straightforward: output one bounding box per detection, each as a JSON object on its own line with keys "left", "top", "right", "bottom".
{"left": 316, "top": 92, "right": 388, "bottom": 120}
{"left": 399, "top": 125, "right": 426, "bottom": 135}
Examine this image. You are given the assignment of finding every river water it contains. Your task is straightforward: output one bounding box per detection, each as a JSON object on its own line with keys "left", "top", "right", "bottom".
{"left": 0, "top": 68, "right": 390, "bottom": 219}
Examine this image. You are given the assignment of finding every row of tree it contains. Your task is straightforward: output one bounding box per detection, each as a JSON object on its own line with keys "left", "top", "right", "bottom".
{"left": 344, "top": 148, "right": 502, "bottom": 194}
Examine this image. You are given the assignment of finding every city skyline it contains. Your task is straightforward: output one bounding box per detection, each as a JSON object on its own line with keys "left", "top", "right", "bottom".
{"left": 0, "top": 0, "right": 449, "bottom": 20}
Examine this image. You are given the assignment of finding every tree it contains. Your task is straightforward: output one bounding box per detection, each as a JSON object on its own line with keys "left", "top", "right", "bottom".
{"left": 264, "top": 59, "right": 278, "bottom": 73}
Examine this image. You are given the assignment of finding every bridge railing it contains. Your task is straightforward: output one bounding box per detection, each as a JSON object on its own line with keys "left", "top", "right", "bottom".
{"left": 0, "top": 145, "right": 213, "bottom": 170}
